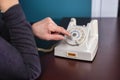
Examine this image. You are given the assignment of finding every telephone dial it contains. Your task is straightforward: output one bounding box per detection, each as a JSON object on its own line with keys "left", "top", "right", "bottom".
{"left": 54, "top": 18, "right": 98, "bottom": 61}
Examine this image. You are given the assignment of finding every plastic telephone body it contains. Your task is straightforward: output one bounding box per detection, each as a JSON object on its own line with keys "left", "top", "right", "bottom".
{"left": 54, "top": 18, "right": 98, "bottom": 61}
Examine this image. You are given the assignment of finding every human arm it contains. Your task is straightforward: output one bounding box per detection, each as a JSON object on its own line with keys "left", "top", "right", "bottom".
{"left": 0, "top": 0, "right": 19, "bottom": 12}
{"left": 0, "top": 1, "right": 41, "bottom": 80}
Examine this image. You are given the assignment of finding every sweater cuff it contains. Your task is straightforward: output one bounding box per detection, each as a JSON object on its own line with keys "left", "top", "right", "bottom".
{"left": 2, "top": 4, "right": 26, "bottom": 26}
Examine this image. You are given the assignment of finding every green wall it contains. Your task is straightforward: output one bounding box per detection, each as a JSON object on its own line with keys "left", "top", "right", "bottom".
{"left": 20, "top": 0, "right": 91, "bottom": 23}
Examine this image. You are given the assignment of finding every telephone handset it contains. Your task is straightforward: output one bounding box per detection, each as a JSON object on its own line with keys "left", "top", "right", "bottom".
{"left": 54, "top": 18, "right": 98, "bottom": 61}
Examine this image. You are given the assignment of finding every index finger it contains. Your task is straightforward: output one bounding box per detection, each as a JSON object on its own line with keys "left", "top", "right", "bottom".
{"left": 55, "top": 26, "right": 70, "bottom": 36}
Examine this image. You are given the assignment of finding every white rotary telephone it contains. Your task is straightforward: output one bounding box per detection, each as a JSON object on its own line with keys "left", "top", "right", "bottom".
{"left": 54, "top": 18, "right": 98, "bottom": 61}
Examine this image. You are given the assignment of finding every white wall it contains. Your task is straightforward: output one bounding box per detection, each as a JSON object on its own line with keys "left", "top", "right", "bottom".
{"left": 101, "top": 0, "right": 118, "bottom": 17}
{"left": 92, "top": 0, "right": 101, "bottom": 17}
{"left": 92, "top": 0, "right": 119, "bottom": 17}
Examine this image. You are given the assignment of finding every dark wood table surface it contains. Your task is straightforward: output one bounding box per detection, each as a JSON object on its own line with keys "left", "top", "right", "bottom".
{"left": 37, "top": 18, "right": 120, "bottom": 80}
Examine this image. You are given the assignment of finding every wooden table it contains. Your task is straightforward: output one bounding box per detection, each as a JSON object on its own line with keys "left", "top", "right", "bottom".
{"left": 37, "top": 18, "right": 120, "bottom": 80}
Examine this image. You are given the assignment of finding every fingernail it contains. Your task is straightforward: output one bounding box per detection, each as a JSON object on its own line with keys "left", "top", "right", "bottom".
{"left": 67, "top": 32, "right": 71, "bottom": 36}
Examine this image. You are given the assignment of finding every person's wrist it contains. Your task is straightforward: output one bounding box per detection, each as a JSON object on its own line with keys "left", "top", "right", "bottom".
{"left": 0, "top": 0, "right": 19, "bottom": 13}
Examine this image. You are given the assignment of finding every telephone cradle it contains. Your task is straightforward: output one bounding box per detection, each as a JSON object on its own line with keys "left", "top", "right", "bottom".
{"left": 54, "top": 18, "right": 98, "bottom": 61}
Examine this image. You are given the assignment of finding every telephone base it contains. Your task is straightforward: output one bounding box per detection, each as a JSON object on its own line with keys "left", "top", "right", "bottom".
{"left": 54, "top": 18, "right": 98, "bottom": 61}
{"left": 55, "top": 39, "right": 98, "bottom": 61}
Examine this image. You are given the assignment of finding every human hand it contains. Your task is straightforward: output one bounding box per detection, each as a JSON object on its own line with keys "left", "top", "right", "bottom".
{"left": 32, "top": 17, "right": 70, "bottom": 40}
{"left": 0, "top": 0, "right": 19, "bottom": 12}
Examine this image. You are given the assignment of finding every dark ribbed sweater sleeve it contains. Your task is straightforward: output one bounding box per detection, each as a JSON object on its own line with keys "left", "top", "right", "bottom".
{"left": 2, "top": 4, "right": 41, "bottom": 80}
